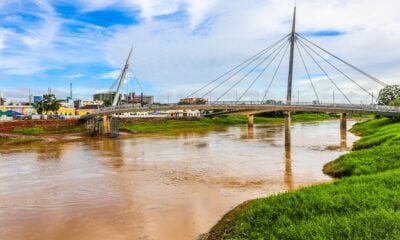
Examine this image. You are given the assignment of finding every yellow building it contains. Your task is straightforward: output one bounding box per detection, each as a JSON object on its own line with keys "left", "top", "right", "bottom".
{"left": 76, "top": 105, "right": 99, "bottom": 116}
{"left": 46, "top": 106, "right": 76, "bottom": 116}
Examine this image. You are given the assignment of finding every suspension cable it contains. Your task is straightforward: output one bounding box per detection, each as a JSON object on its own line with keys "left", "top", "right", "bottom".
{"left": 187, "top": 34, "right": 291, "bottom": 98}
{"left": 261, "top": 42, "right": 290, "bottom": 102}
{"left": 214, "top": 39, "right": 290, "bottom": 103}
{"left": 295, "top": 41, "right": 320, "bottom": 103}
{"left": 297, "top": 39, "right": 352, "bottom": 104}
{"left": 204, "top": 38, "right": 289, "bottom": 100}
{"left": 187, "top": 34, "right": 289, "bottom": 97}
{"left": 298, "top": 38, "right": 374, "bottom": 99}
{"left": 237, "top": 39, "right": 290, "bottom": 102}
{"left": 296, "top": 33, "right": 387, "bottom": 87}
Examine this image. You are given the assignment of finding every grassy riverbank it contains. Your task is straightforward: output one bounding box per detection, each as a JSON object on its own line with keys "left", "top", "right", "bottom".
{"left": 120, "top": 113, "right": 337, "bottom": 134}
{"left": 0, "top": 125, "right": 86, "bottom": 146}
{"left": 12, "top": 125, "right": 86, "bottom": 135}
{"left": 204, "top": 118, "right": 400, "bottom": 240}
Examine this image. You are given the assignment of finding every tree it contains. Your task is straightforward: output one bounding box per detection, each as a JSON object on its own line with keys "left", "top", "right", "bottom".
{"left": 103, "top": 99, "right": 112, "bottom": 106}
{"left": 389, "top": 98, "right": 400, "bottom": 106}
{"left": 377, "top": 85, "right": 400, "bottom": 105}
{"left": 32, "top": 96, "right": 61, "bottom": 115}
{"left": 33, "top": 102, "right": 44, "bottom": 114}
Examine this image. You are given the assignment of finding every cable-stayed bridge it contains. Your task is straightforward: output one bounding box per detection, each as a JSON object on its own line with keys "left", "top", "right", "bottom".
{"left": 84, "top": 7, "right": 400, "bottom": 137}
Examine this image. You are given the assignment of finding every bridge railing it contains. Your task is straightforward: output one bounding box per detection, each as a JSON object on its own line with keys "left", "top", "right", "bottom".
{"left": 95, "top": 102, "right": 400, "bottom": 114}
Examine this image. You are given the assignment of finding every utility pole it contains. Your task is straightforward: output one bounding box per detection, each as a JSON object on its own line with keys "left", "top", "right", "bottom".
{"left": 235, "top": 89, "right": 238, "bottom": 101}
{"left": 70, "top": 83, "right": 73, "bottom": 99}
{"left": 333, "top": 91, "right": 335, "bottom": 104}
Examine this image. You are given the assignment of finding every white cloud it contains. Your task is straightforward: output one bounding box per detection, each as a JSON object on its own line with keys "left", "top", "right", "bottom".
{"left": 2, "top": 0, "right": 400, "bottom": 103}
{"left": 100, "top": 0, "right": 400, "bottom": 103}
{"left": 97, "top": 70, "right": 121, "bottom": 79}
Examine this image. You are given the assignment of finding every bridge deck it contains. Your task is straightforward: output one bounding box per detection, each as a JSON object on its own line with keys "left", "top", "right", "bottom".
{"left": 81, "top": 102, "right": 400, "bottom": 120}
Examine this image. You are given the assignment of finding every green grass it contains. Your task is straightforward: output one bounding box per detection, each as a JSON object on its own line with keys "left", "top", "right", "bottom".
{"left": 291, "top": 113, "right": 337, "bottom": 122}
{"left": 205, "top": 117, "right": 400, "bottom": 240}
{"left": 120, "top": 113, "right": 337, "bottom": 134}
{"left": 324, "top": 118, "right": 400, "bottom": 177}
{"left": 350, "top": 117, "right": 395, "bottom": 136}
{"left": 12, "top": 125, "right": 85, "bottom": 135}
{"left": 206, "top": 169, "right": 400, "bottom": 240}
{"left": 45, "top": 125, "right": 86, "bottom": 134}
{"left": 13, "top": 127, "right": 45, "bottom": 135}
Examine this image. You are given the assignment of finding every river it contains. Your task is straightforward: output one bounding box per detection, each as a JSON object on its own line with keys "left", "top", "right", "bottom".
{"left": 0, "top": 120, "right": 358, "bottom": 240}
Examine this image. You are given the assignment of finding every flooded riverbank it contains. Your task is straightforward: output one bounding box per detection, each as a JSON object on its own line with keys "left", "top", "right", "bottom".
{"left": 0, "top": 120, "right": 358, "bottom": 240}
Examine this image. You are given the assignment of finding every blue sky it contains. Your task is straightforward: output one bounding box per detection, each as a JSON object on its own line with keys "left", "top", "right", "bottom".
{"left": 0, "top": 0, "right": 399, "bottom": 103}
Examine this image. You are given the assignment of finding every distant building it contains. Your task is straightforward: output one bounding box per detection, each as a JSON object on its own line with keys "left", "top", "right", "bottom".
{"left": 179, "top": 98, "right": 208, "bottom": 105}
{"left": 33, "top": 96, "right": 43, "bottom": 104}
{"left": 74, "top": 99, "right": 103, "bottom": 109}
{"left": 165, "top": 110, "right": 201, "bottom": 118}
{"left": 93, "top": 92, "right": 116, "bottom": 102}
{"left": 123, "top": 92, "right": 154, "bottom": 105}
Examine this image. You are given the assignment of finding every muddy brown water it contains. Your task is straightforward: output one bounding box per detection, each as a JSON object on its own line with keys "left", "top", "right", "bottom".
{"left": 0, "top": 120, "right": 358, "bottom": 240}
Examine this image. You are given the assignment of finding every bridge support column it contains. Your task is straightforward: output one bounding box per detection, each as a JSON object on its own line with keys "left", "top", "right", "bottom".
{"left": 102, "top": 115, "right": 112, "bottom": 135}
{"left": 340, "top": 113, "right": 347, "bottom": 132}
{"left": 340, "top": 113, "right": 347, "bottom": 149}
{"left": 248, "top": 114, "right": 254, "bottom": 128}
{"left": 284, "top": 111, "right": 291, "bottom": 147}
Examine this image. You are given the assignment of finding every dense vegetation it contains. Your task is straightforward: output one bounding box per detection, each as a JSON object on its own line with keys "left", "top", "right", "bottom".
{"left": 205, "top": 118, "right": 400, "bottom": 240}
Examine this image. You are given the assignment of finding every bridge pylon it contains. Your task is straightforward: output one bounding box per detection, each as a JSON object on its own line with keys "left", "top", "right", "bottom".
{"left": 285, "top": 7, "right": 296, "bottom": 147}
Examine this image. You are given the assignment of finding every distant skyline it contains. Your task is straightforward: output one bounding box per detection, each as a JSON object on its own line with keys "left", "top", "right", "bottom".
{"left": 0, "top": 0, "right": 399, "bottom": 103}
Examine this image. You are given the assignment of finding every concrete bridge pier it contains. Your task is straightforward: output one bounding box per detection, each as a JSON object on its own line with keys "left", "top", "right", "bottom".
{"left": 102, "top": 115, "right": 120, "bottom": 137}
{"left": 284, "top": 111, "right": 291, "bottom": 147}
{"left": 340, "top": 113, "right": 347, "bottom": 132}
{"left": 102, "top": 115, "right": 112, "bottom": 135}
{"left": 248, "top": 114, "right": 254, "bottom": 128}
{"left": 340, "top": 113, "right": 347, "bottom": 149}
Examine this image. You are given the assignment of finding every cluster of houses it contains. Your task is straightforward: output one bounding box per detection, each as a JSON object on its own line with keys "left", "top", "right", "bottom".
{"left": 0, "top": 92, "right": 206, "bottom": 121}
